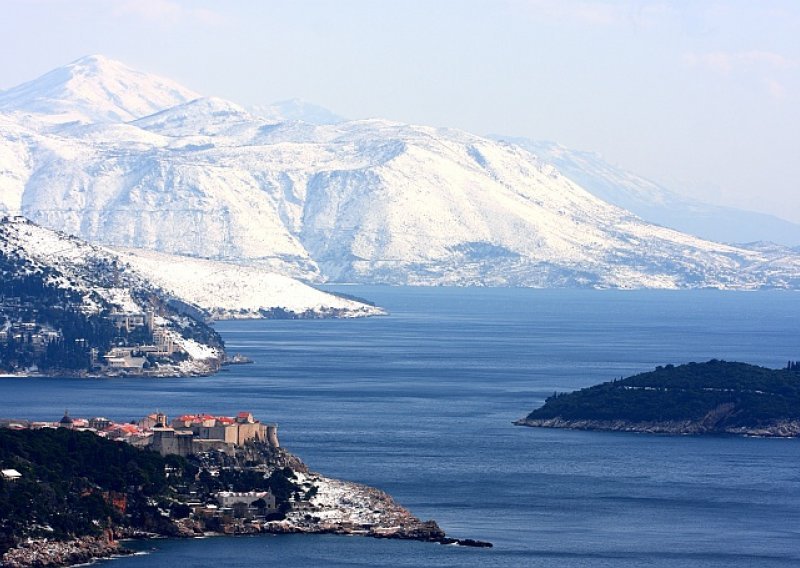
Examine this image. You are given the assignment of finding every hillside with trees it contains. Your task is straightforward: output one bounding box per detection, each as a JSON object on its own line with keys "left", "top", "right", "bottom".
{"left": 0, "top": 217, "right": 224, "bottom": 376}
{"left": 0, "top": 428, "right": 301, "bottom": 558}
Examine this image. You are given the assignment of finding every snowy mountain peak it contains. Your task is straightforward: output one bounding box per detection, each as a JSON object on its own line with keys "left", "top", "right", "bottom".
{"left": 65, "top": 54, "right": 128, "bottom": 74}
{"left": 0, "top": 55, "right": 199, "bottom": 125}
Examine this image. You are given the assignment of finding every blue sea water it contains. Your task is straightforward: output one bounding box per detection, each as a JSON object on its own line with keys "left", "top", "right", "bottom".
{"left": 2, "top": 288, "right": 800, "bottom": 567}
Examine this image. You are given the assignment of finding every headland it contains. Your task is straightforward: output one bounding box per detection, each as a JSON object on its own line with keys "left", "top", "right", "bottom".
{"left": 0, "top": 410, "right": 490, "bottom": 568}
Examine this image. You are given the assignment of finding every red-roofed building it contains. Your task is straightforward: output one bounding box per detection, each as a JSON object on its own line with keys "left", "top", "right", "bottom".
{"left": 138, "top": 413, "right": 162, "bottom": 430}
{"left": 236, "top": 412, "right": 254, "bottom": 424}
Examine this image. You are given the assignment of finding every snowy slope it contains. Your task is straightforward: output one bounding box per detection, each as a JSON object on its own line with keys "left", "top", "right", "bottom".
{"left": 501, "top": 138, "right": 800, "bottom": 246}
{"left": 1, "top": 215, "right": 148, "bottom": 314}
{"left": 115, "top": 247, "right": 384, "bottom": 319}
{"left": 0, "top": 116, "right": 36, "bottom": 211}
{"left": 132, "top": 96, "right": 264, "bottom": 137}
{"left": 2, "top": 56, "right": 800, "bottom": 290}
{"left": 249, "top": 99, "right": 345, "bottom": 125}
{"left": 0, "top": 216, "right": 378, "bottom": 325}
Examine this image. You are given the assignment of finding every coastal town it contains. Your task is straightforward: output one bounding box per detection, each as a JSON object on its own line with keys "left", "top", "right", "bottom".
{"left": 1, "top": 409, "right": 280, "bottom": 456}
{"left": 0, "top": 410, "right": 488, "bottom": 567}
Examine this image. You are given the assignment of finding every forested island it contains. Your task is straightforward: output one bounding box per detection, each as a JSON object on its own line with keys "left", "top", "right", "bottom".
{"left": 516, "top": 360, "right": 800, "bottom": 437}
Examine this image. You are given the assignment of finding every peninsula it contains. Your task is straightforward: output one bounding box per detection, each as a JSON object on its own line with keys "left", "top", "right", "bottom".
{"left": 0, "top": 411, "right": 489, "bottom": 567}
{"left": 515, "top": 360, "right": 800, "bottom": 437}
{"left": 0, "top": 217, "right": 225, "bottom": 377}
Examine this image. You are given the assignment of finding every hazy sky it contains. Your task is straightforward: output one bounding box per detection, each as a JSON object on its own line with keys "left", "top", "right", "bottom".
{"left": 2, "top": 0, "right": 799, "bottom": 222}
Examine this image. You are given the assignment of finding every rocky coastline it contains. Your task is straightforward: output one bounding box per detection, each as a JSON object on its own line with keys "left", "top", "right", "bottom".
{"left": 167, "top": 472, "right": 492, "bottom": 546}
{"left": 514, "top": 417, "right": 800, "bottom": 437}
{"left": 1, "top": 534, "right": 133, "bottom": 568}
{"left": 1, "top": 465, "right": 490, "bottom": 568}
{"left": 2, "top": 475, "right": 489, "bottom": 568}
{"left": 279, "top": 473, "right": 490, "bottom": 547}
{"left": 0, "top": 366, "right": 220, "bottom": 380}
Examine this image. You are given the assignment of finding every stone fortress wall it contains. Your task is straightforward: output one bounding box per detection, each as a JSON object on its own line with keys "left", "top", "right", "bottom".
{"left": 149, "top": 412, "right": 279, "bottom": 457}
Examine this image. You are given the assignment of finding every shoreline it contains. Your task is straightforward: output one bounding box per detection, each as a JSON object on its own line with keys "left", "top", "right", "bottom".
{"left": 1, "top": 534, "right": 132, "bottom": 568}
{"left": 2, "top": 511, "right": 490, "bottom": 568}
{"left": 514, "top": 417, "right": 800, "bottom": 438}
{"left": 0, "top": 366, "right": 221, "bottom": 379}
{"left": 0, "top": 307, "right": 387, "bottom": 380}
{"left": 1, "top": 451, "right": 491, "bottom": 568}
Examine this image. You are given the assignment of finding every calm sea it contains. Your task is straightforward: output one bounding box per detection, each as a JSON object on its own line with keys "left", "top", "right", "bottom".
{"left": 2, "top": 288, "right": 799, "bottom": 567}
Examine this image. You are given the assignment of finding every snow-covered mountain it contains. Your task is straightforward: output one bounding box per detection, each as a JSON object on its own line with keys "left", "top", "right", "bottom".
{"left": 2, "top": 56, "right": 800, "bottom": 290}
{"left": 500, "top": 138, "right": 800, "bottom": 246}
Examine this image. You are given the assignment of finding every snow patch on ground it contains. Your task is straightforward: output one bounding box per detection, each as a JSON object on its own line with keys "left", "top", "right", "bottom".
{"left": 288, "top": 473, "right": 414, "bottom": 528}
{"left": 103, "top": 287, "right": 140, "bottom": 313}
{"left": 174, "top": 336, "right": 220, "bottom": 361}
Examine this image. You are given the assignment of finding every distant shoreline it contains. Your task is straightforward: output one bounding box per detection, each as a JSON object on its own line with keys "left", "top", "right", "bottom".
{"left": 514, "top": 417, "right": 800, "bottom": 438}
{"left": 0, "top": 368, "right": 218, "bottom": 379}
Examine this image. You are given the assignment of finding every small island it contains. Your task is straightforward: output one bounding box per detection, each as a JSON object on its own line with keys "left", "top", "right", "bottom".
{"left": 515, "top": 360, "right": 800, "bottom": 437}
{"left": 0, "top": 411, "right": 489, "bottom": 568}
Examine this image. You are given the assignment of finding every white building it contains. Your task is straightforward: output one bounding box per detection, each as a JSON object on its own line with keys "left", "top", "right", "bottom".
{"left": 1, "top": 469, "right": 22, "bottom": 482}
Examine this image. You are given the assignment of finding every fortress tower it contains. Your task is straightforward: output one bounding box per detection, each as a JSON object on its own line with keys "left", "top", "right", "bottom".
{"left": 266, "top": 424, "right": 279, "bottom": 448}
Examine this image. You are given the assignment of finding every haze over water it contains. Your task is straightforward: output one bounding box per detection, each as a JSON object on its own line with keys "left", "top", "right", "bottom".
{"left": 2, "top": 288, "right": 799, "bottom": 567}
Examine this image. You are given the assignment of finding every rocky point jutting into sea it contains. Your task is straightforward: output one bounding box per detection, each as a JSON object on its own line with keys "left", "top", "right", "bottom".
{"left": 0, "top": 411, "right": 490, "bottom": 568}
